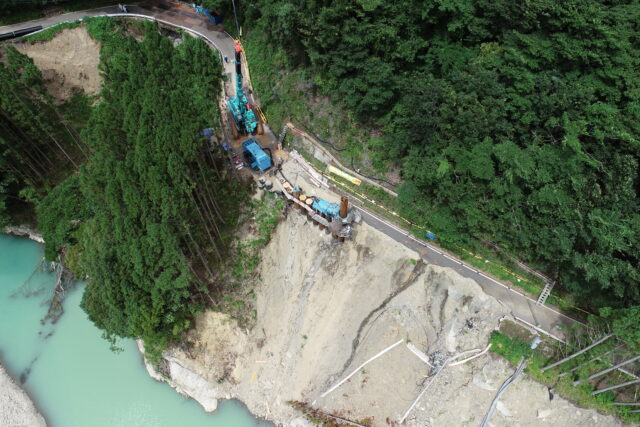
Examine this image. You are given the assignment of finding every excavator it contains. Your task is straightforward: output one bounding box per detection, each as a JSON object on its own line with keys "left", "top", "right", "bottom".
{"left": 227, "top": 40, "right": 263, "bottom": 138}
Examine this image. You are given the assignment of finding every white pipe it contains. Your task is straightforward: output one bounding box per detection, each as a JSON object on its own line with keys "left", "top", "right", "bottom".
{"left": 450, "top": 344, "right": 492, "bottom": 366}
{"left": 449, "top": 347, "right": 482, "bottom": 362}
{"left": 319, "top": 339, "right": 404, "bottom": 399}
{"left": 398, "top": 356, "right": 452, "bottom": 423}
{"left": 406, "top": 343, "right": 433, "bottom": 367}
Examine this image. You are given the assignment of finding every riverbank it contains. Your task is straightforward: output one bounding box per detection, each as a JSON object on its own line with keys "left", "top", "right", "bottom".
{"left": 4, "top": 225, "right": 44, "bottom": 243}
{"left": 0, "top": 231, "right": 46, "bottom": 427}
{"left": 0, "top": 355, "right": 46, "bottom": 426}
{"left": 0, "top": 234, "right": 271, "bottom": 426}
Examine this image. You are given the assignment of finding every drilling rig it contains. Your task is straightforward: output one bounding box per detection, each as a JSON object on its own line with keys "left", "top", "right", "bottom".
{"left": 227, "top": 41, "right": 263, "bottom": 138}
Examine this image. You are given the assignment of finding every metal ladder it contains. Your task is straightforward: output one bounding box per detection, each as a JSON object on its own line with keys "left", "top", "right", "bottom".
{"left": 536, "top": 281, "right": 555, "bottom": 306}
{"left": 277, "top": 124, "right": 289, "bottom": 148}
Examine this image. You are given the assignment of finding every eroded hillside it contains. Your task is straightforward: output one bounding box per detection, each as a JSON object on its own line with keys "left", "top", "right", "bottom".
{"left": 154, "top": 207, "right": 624, "bottom": 426}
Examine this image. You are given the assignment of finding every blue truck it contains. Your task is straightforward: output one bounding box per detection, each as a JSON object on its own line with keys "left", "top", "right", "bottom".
{"left": 242, "top": 138, "right": 271, "bottom": 171}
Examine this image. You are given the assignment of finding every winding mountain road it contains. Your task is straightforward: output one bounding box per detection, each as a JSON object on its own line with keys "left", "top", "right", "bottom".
{"left": 1, "top": 2, "right": 576, "bottom": 341}
{"left": 0, "top": 3, "right": 238, "bottom": 87}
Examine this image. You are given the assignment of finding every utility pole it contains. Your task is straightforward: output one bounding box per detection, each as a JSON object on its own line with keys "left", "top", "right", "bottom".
{"left": 592, "top": 379, "right": 640, "bottom": 396}
{"left": 230, "top": 0, "right": 240, "bottom": 36}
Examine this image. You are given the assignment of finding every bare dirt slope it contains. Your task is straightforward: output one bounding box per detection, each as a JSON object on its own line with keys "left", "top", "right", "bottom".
{"left": 159, "top": 201, "right": 624, "bottom": 426}
{"left": 14, "top": 27, "right": 101, "bottom": 103}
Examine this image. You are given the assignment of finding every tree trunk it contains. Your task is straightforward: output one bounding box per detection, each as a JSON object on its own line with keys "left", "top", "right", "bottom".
{"left": 187, "top": 190, "right": 222, "bottom": 262}
{"left": 183, "top": 224, "right": 215, "bottom": 280}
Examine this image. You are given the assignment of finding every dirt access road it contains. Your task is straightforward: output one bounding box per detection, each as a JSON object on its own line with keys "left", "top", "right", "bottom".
{"left": 1, "top": 2, "right": 576, "bottom": 341}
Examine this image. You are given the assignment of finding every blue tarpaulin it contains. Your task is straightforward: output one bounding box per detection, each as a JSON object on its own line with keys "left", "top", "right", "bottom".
{"left": 201, "top": 128, "right": 214, "bottom": 137}
{"left": 194, "top": 5, "right": 223, "bottom": 24}
{"left": 426, "top": 231, "right": 437, "bottom": 240}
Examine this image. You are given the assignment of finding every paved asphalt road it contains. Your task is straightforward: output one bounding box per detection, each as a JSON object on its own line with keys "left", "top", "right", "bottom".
{"left": 1, "top": 3, "right": 577, "bottom": 342}
{"left": 0, "top": 4, "right": 238, "bottom": 82}
{"left": 355, "top": 206, "right": 576, "bottom": 340}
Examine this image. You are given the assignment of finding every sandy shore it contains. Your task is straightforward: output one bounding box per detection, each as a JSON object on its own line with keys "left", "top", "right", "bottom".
{"left": 0, "top": 362, "right": 46, "bottom": 427}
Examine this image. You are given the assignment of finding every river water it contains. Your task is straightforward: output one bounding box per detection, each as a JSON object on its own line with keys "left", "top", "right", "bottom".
{"left": 0, "top": 234, "right": 271, "bottom": 427}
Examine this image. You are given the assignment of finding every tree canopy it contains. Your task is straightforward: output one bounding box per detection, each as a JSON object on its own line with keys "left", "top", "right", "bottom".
{"left": 2, "top": 19, "right": 245, "bottom": 354}
{"left": 75, "top": 19, "right": 244, "bottom": 352}
{"left": 0, "top": 43, "right": 88, "bottom": 226}
{"left": 245, "top": 0, "right": 640, "bottom": 308}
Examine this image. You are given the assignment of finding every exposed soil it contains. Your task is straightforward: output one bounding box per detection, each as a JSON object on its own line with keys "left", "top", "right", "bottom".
{"left": 155, "top": 159, "right": 626, "bottom": 426}
{"left": 14, "top": 27, "right": 102, "bottom": 103}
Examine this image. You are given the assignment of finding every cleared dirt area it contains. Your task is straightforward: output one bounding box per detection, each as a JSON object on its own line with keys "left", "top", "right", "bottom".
{"left": 14, "top": 27, "right": 101, "bottom": 103}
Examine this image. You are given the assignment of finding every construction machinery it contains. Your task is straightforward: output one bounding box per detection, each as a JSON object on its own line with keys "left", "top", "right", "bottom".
{"left": 278, "top": 176, "right": 361, "bottom": 240}
{"left": 242, "top": 138, "right": 271, "bottom": 171}
{"left": 227, "top": 41, "right": 263, "bottom": 137}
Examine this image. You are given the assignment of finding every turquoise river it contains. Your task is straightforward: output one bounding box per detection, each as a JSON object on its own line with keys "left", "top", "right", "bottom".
{"left": 0, "top": 233, "right": 272, "bottom": 427}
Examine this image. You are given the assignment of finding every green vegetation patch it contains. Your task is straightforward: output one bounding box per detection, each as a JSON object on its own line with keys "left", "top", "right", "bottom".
{"left": 1, "top": 43, "right": 88, "bottom": 227}
{"left": 0, "top": 9, "right": 43, "bottom": 26}
{"left": 24, "top": 20, "right": 81, "bottom": 43}
{"left": 490, "top": 328, "right": 640, "bottom": 423}
{"left": 219, "top": 192, "right": 285, "bottom": 327}
{"left": 0, "top": 0, "right": 121, "bottom": 26}
{"left": 74, "top": 18, "right": 245, "bottom": 358}
{"left": 243, "top": 29, "right": 382, "bottom": 180}
{"left": 3, "top": 17, "right": 251, "bottom": 361}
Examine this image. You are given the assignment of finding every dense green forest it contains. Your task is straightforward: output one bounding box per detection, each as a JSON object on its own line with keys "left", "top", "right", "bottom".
{"left": 1, "top": 19, "right": 244, "bottom": 354}
{"left": 0, "top": 44, "right": 87, "bottom": 226}
{"left": 0, "top": 0, "right": 637, "bottom": 346}
{"left": 236, "top": 0, "right": 639, "bottom": 309}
